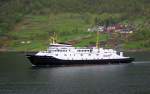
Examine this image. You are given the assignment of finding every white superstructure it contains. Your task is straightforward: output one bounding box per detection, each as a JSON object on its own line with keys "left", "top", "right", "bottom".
{"left": 36, "top": 43, "right": 129, "bottom": 60}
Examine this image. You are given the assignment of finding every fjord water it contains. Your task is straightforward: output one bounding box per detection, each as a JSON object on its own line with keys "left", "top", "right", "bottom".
{"left": 0, "top": 52, "right": 150, "bottom": 94}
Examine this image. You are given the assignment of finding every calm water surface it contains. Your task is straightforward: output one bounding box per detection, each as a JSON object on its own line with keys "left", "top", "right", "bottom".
{"left": 0, "top": 52, "right": 150, "bottom": 94}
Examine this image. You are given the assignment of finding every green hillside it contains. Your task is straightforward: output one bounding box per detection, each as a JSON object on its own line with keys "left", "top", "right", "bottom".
{"left": 0, "top": 0, "right": 150, "bottom": 51}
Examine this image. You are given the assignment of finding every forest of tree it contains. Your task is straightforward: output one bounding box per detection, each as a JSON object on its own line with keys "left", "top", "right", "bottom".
{"left": 0, "top": 0, "right": 149, "bottom": 33}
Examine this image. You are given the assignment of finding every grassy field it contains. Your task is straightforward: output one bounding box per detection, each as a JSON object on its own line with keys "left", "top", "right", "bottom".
{"left": 0, "top": 13, "right": 149, "bottom": 51}
{"left": 5, "top": 13, "right": 106, "bottom": 51}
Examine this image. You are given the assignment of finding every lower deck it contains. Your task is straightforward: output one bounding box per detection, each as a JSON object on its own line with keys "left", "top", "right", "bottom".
{"left": 26, "top": 55, "right": 134, "bottom": 66}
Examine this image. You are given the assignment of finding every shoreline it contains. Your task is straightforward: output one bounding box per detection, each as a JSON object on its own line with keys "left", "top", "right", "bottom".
{"left": 0, "top": 48, "right": 150, "bottom": 53}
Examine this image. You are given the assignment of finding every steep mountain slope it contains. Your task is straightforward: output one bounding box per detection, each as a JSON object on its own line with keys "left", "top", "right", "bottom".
{"left": 0, "top": 0, "right": 149, "bottom": 51}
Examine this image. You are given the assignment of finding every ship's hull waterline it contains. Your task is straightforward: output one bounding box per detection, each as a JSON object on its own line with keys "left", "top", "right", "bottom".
{"left": 26, "top": 55, "right": 134, "bottom": 66}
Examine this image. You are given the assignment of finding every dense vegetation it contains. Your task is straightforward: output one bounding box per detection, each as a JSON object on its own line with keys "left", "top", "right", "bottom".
{"left": 0, "top": 0, "right": 150, "bottom": 51}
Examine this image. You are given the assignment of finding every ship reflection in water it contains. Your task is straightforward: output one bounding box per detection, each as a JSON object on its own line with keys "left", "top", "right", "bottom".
{"left": 0, "top": 52, "right": 150, "bottom": 94}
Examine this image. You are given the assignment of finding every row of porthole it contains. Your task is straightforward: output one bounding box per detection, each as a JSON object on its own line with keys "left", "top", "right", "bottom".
{"left": 77, "top": 50, "right": 92, "bottom": 52}
{"left": 50, "top": 50, "right": 68, "bottom": 52}
{"left": 55, "top": 54, "right": 100, "bottom": 56}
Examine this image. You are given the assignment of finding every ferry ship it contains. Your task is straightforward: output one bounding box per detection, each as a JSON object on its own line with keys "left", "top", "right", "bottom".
{"left": 26, "top": 32, "right": 134, "bottom": 66}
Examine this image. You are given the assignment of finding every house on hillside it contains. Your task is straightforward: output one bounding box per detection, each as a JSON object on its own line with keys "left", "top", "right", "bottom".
{"left": 88, "top": 26, "right": 105, "bottom": 32}
{"left": 88, "top": 24, "right": 133, "bottom": 33}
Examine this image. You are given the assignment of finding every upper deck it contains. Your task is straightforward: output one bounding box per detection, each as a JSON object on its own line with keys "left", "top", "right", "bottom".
{"left": 47, "top": 43, "right": 116, "bottom": 54}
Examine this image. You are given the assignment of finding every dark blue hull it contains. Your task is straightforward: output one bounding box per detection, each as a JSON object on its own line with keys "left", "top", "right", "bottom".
{"left": 26, "top": 55, "right": 134, "bottom": 66}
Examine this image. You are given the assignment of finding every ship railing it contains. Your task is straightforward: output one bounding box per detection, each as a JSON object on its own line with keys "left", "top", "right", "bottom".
{"left": 40, "top": 51, "right": 48, "bottom": 53}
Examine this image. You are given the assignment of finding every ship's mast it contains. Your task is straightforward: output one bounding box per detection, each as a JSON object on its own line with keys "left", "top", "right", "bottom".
{"left": 96, "top": 25, "right": 104, "bottom": 49}
{"left": 96, "top": 31, "right": 100, "bottom": 49}
{"left": 49, "top": 32, "right": 57, "bottom": 44}
{"left": 53, "top": 32, "right": 57, "bottom": 43}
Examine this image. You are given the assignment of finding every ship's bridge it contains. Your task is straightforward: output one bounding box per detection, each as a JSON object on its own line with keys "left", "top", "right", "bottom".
{"left": 48, "top": 43, "right": 73, "bottom": 52}
{"left": 49, "top": 43, "right": 73, "bottom": 47}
